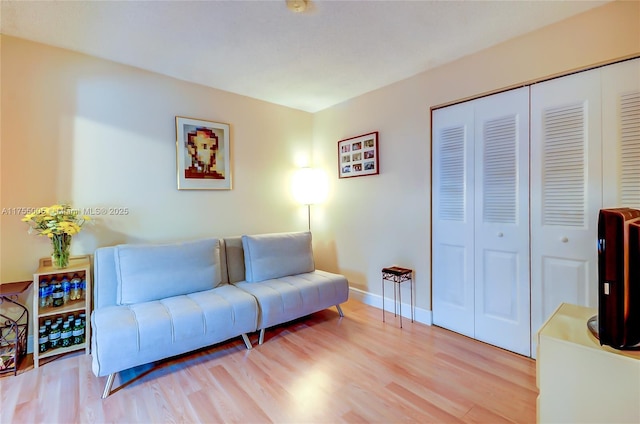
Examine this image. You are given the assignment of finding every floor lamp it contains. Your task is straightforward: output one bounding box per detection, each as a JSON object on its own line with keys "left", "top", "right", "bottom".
{"left": 292, "top": 167, "right": 327, "bottom": 231}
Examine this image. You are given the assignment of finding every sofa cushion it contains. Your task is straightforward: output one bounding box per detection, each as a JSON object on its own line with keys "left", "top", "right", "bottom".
{"left": 234, "top": 270, "right": 349, "bottom": 329}
{"left": 114, "top": 238, "right": 222, "bottom": 305}
{"left": 241, "top": 232, "right": 314, "bottom": 283}
{"left": 91, "top": 285, "right": 258, "bottom": 377}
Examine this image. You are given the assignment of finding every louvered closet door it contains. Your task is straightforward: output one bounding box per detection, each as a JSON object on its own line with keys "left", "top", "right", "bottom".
{"left": 432, "top": 102, "right": 475, "bottom": 338}
{"left": 602, "top": 58, "right": 640, "bottom": 209}
{"left": 530, "top": 69, "right": 603, "bottom": 357}
{"left": 473, "top": 87, "right": 530, "bottom": 356}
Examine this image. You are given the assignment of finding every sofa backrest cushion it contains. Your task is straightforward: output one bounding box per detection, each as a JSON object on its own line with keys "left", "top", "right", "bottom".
{"left": 94, "top": 246, "right": 119, "bottom": 309}
{"left": 114, "top": 238, "right": 222, "bottom": 305}
{"left": 223, "top": 236, "right": 246, "bottom": 284}
{"left": 241, "top": 231, "right": 314, "bottom": 283}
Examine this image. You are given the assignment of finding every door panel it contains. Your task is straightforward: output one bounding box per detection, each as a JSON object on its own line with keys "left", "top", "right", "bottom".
{"left": 530, "top": 69, "right": 602, "bottom": 357}
{"left": 432, "top": 103, "right": 475, "bottom": 338}
{"left": 474, "top": 87, "right": 531, "bottom": 356}
{"left": 541, "top": 256, "right": 589, "bottom": 320}
{"left": 437, "top": 244, "right": 467, "bottom": 306}
{"left": 602, "top": 58, "right": 640, "bottom": 209}
{"left": 481, "top": 249, "right": 518, "bottom": 320}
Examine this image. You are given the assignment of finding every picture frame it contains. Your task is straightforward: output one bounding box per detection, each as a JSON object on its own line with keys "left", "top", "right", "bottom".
{"left": 338, "top": 131, "right": 379, "bottom": 178}
{"left": 176, "top": 116, "right": 232, "bottom": 190}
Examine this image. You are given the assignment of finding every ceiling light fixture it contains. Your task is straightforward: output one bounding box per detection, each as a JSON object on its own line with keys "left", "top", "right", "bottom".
{"left": 286, "top": 0, "right": 308, "bottom": 13}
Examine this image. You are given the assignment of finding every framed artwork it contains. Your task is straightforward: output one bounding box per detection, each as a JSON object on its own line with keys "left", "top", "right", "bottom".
{"left": 176, "top": 116, "right": 231, "bottom": 190}
{"left": 338, "top": 131, "right": 379, "bottom": 178}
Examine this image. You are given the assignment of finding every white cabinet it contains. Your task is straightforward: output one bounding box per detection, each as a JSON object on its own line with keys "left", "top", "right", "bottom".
{"left": 432, "top": 87, "right": 531, "bottom": 356}
{"left": 537, "top": 303, "right": 640, "bottom": 423}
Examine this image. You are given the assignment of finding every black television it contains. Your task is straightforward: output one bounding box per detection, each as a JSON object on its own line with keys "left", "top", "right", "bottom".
{"left": 588, "top": 208, "right": 640, "bottom": 349}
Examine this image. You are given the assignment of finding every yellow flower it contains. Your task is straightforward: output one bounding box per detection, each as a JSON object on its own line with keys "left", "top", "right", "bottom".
{"left": 22, "top": 203, "right": 91, "bottom": 238}
{"left": 46, "top": 205, "right": 61, "bottom": 215}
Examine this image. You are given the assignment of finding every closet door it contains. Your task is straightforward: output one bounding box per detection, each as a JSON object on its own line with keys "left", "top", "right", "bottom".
{"left": 530, "top": 69, "right": 603, "bottom": 356}
{"left": 473, "top": 87, "right": 531, "bottom": 356}
{"left": 602, "top": 58, "right": 640, "bottom": 209}
{"left": 432, "top": 102, "right": 475, "bottom": 338}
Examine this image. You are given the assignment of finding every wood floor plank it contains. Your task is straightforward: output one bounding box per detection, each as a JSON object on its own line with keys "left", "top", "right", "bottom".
{"left": 0, "top": 299, "right": 538, "bottom": 423}
{"left": 384, "top": 381, "right": 467, "bottom": 423}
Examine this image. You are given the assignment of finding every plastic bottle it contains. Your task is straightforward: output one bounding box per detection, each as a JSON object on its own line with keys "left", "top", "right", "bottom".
{"left": 70, "top": 274, "right": 81, "bottom": 301}
{"left": 45, "top": 281, "right": 53, "bottom": 306}
{"left": 60, "top": 322, "right": 72, "bottom": 348}
{"left": 51, "top": 281, "right": 64, "bottom": 307}
{"left": 48, "top": 323, "right": 61, "bottom": 349}
{"left": 72, "top": 319, "right": 85, "bottom": 345}
{"left": 61, "top": 276, "right": 71, "bottom": 304}
{"left": 80, "top": 276, "right": 86, "bottom": 300}
{"left": 38, "top": 326, "right": 49, "bottom": 353}
{"left": 38, "top": 279, "right": 49, "bottom": 308}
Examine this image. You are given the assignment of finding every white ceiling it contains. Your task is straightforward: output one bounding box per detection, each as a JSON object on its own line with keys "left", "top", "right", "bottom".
{"left": 1, "top": 0, "right": 609, "bottom": 112}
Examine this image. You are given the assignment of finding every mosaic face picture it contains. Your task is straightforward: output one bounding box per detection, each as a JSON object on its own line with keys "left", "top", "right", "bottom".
{"left": 176, "top": 117, "right": 232, "bottom": 190}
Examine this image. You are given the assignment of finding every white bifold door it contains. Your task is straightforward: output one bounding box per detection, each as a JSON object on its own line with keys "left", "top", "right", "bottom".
{"left": 530, "top": 58, "right": 640, "bottom": 357}
{"left": 432, "top": 87, "right": 531, "bottom": 356}
{"left": 602, "top": 59, "right": 640, "bottom": 209}
{"left": 432, "top": 58, "right": 639, "bottom": 358}
{"left": 529, "top": 70, "right": 603, "bottom": 357}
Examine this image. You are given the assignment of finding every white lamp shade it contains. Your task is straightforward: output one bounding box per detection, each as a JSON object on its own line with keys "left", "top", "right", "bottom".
{"left": 292, "top": 168, "right": 327, "bottom": 205}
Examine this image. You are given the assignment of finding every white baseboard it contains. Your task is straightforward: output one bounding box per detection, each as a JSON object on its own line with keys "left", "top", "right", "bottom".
{"left": 348, "top": 287, "right": 432, "bottom": 325}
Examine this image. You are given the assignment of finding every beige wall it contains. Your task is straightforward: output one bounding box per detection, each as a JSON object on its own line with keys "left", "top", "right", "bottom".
{"left": 311, "top": 0, "right": 640, "bottom": 320}
{"left": 1, "top": 36, "right": 313, "bottom": 288}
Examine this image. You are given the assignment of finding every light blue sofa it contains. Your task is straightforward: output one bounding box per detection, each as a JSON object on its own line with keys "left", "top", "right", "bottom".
{"left": 91, "top": 231, "right": 348, "bottom": 398}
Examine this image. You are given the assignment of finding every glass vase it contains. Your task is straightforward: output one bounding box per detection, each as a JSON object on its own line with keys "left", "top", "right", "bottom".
{"left": 51, "top": 233, "right": 72, "bottom": 269}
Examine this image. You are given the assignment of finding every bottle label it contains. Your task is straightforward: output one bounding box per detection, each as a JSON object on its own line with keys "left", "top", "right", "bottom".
{"left": 61, "top": 330, "right": 72, "bottom": 338}
{"left": 72, "top": 329, "right": 84, "bottom": 337}
{"left": 39, "top": 336, "right": 49, "bottom": 343}
{"left": 52, "top": 292, "right": 63, "bottom": 299}
{"left": 49, "top": 332, "right": 60, "bottom": 340}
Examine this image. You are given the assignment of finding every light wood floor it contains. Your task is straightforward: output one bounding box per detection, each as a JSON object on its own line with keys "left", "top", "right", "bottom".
{"left": 1, "top": 299, "right": 538, "bottom": 423}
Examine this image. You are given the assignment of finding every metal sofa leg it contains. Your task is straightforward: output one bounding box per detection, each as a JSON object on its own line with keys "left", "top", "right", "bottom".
{"left": 241, "top": 333, "right": 252, "bottom": 350}
{"left": 336, "top": 304, "right": 344, "bottom": 317}
{"left": 102, "top": 373, "right": 116, "bottom": 399}
{"left": 258, "top": 328, "right": 266, "bottom": 345}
